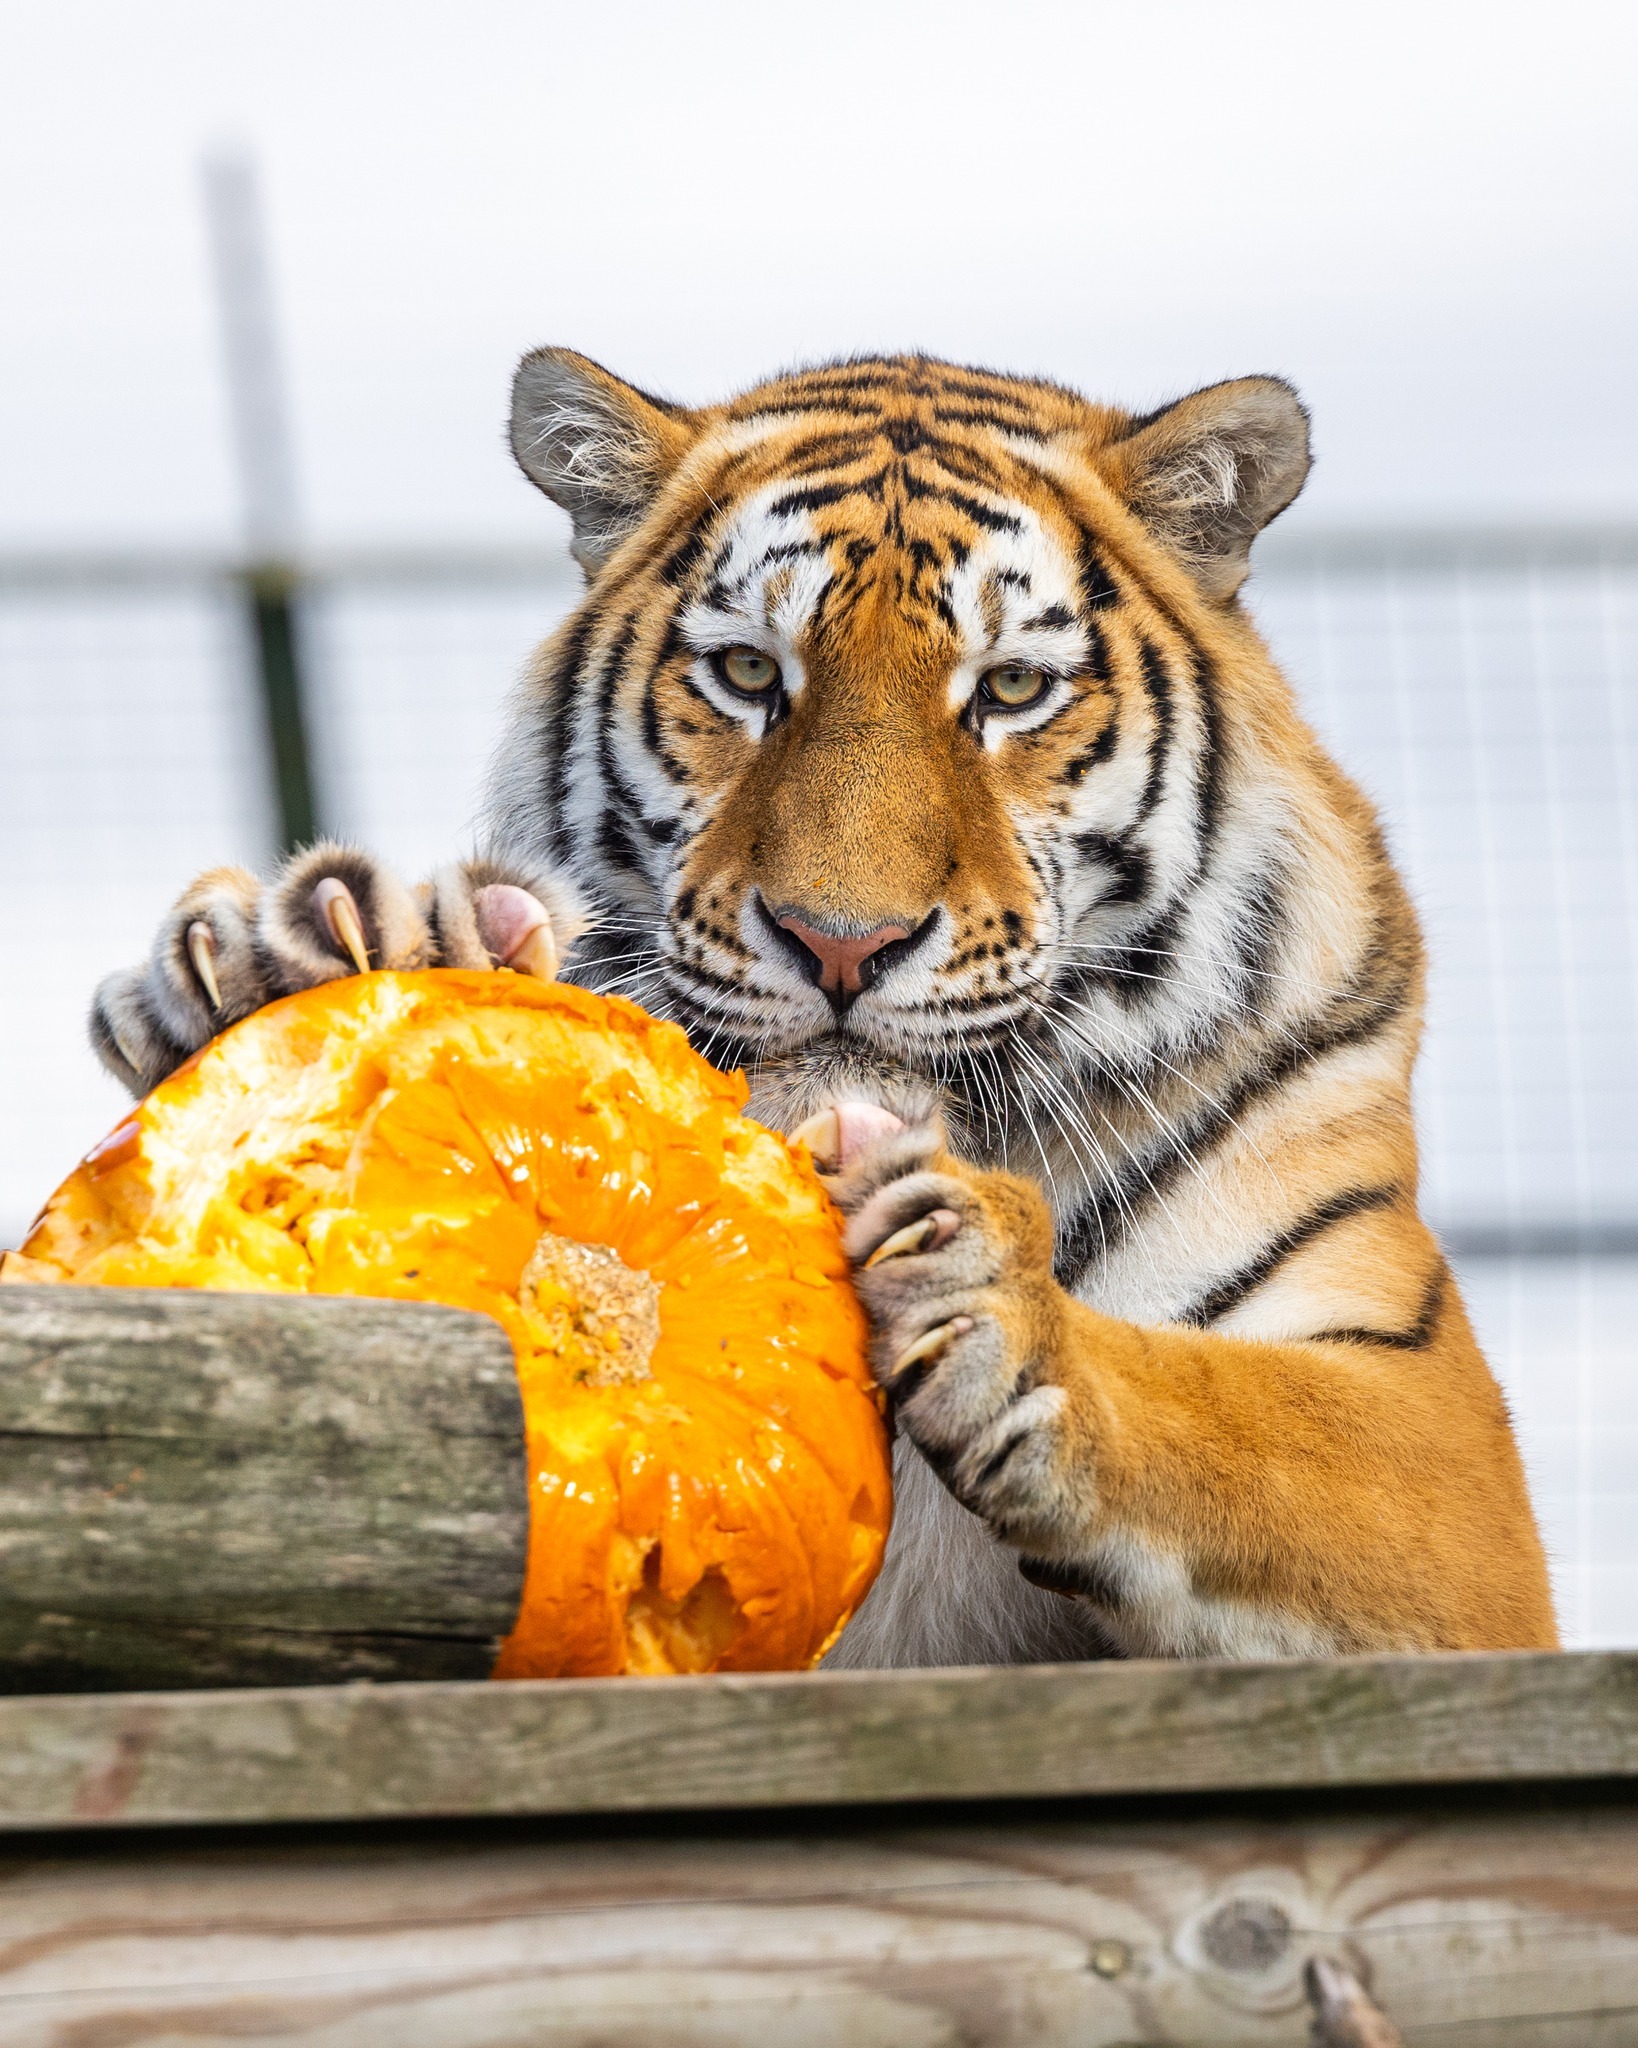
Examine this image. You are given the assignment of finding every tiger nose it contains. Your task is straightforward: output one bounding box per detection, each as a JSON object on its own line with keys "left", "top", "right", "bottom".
{"left": 777, "top": 914, "right": 912, "bottom": 1001}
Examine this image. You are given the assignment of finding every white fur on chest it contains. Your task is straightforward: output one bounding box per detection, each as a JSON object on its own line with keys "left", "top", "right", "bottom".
{"left": 822, "top": 1439, "right": 1111, "bottom": 1670}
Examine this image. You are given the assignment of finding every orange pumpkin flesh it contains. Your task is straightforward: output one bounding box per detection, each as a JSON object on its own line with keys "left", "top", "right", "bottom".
{"left": 11, "top": 971, "right": 891, "bottom": 1677}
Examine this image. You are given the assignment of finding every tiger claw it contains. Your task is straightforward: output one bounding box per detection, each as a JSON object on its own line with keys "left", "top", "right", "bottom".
{"left": 791, "top": 1100, "right": 907, "bottom": 1174}
{"left": 791, "top": 1108, "right": 841, "bottom": 1170}
{"left": 312, "top": 879, "right": 372, "bottom": 975}
{"left": 185, "top": 921, "right": 222, "bottom": 1011}
{"left": 888, "top": 1315, "right": 974, "bottom": 1385}
{"left": 473, "top": 883, "right": 558, "bottom": 981}
{"left": 865, "top": 1207, "right": 962, "bottom": 1268}
{"left": 507, "top": 919, "right": 558, "bottom": 982}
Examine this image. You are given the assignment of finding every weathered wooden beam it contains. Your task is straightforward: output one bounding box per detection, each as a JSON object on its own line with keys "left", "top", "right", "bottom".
{"left": 0, "top": 1650, "right": 1632, "bottom": 1831}
{"left": 4, "top": 1791, "right": 1637, "bottom": 2042}
{"left": 0, "top": 1287, "right": 526, "bottom": 1689}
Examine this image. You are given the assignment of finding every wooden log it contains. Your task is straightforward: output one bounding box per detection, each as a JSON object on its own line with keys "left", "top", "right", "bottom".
{"left": 0, "top": 1287, "right": 526, "bottom": 1689}
{"left": 5, "top": 1791, "right": 1638, "bottom": 2042}
{"left": 0, "top": 1651, "right": 1634, "bottom": 1831}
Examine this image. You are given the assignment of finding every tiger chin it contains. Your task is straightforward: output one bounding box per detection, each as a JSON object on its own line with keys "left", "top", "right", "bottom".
{"left": 92, "top": 348, "right": 1558, "bottom": 1666}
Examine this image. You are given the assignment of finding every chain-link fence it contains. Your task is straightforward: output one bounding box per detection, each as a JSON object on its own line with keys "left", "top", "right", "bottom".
{"left": 3, "top": 532, "right": 1636, "bottom": 1641}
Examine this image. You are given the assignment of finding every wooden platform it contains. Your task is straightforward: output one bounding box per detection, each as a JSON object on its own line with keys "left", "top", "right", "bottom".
{"left": 5, "top": 1652, "right": 1638, "bottom": 2043}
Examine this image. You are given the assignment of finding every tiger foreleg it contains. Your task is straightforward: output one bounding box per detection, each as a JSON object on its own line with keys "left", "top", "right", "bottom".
{"left": 826, "top": 1123, "right": 1557, "bottom": 1657}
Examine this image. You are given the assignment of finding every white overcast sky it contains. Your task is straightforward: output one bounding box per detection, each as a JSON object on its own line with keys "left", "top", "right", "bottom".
{"left": 3, "top": 0, "right": 1635, "bottom": 548}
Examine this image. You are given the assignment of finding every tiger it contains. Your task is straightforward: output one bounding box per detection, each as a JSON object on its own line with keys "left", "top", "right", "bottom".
{"left": 90, "top": 348, "right": 1558, "bottom": 1665}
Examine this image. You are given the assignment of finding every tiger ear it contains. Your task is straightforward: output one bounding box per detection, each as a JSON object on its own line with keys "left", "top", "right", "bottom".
{"left": 510, "top": 348, "right": 698, "bottom": 574}
{"left": 1105, "top": 377, "right": 1311, "bottom": 601}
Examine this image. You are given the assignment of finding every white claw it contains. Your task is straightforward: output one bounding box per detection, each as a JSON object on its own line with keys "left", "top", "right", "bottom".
{"left": 866, "top": 1208, "right": 962, "bottom": 1269}
{"left": 791, "top": 1107, "right": 842, "bottom": 1170}
{"left": 313, "top": 879, "right": 372, "bottom": 975}
{"left": 889, "top": 1315, "right": 975, "bottom": 1384}
{"left": 185, "top": 921, "right": 222, "bottom": 1011}
{"left": 507, "top": 919, "right": 558, "bottom": 983}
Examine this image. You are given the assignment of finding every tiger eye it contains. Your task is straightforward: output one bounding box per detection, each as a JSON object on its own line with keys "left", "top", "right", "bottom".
{"left": 983, "top": 664, "right": 1050, "bottom": 708}
{"left": 720, "top": 647, "right": 782, "bottom": 695}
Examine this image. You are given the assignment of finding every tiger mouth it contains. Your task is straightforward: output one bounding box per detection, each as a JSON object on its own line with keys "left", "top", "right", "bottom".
{"left": 650, "top": 948, "right": 1041, "bottom": 1072}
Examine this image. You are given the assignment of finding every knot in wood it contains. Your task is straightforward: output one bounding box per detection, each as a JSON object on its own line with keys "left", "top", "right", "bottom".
{"left": 520, "top": 1233, "right": 661, "bottom": 1385}
{"left": 1198, "top": 1895, "right": 1293, "bottom": 1974}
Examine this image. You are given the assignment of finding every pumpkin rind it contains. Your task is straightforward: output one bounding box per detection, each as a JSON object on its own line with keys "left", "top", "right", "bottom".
{"left": 14, "top": 970, "right": 891, "bottom": 1677}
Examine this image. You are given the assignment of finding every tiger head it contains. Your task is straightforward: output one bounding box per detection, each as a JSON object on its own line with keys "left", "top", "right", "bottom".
{"left": 492, "top": 351, "right": 1316, "bottom": 1131}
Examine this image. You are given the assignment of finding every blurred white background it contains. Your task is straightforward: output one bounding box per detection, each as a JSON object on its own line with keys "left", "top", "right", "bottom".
{"left": 3, "top": 0, "right": 1636, "bottom": 547}
{"left": 2, "top": 0, "right": 1636, "bottom": 1641}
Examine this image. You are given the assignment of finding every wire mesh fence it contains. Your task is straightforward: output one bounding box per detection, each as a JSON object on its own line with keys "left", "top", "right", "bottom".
{"left": 2, "top": 532, "right": 1635, "bottom": 1642}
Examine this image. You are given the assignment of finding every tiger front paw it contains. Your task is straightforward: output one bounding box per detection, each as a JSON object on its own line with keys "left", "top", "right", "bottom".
{"left": 813, "top": 1109, "right": 1075, "bottom": 1547}
{"left": 89, "top": 844, "right": 583, "bottom": 1096}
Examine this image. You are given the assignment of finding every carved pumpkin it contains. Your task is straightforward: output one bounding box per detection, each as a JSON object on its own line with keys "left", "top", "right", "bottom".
{"left": 11, "top": 971, "right": 891, "bottom": 1676}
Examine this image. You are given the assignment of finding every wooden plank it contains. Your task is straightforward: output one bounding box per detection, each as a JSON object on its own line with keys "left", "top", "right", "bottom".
{"left": 3, "top": 1795, "right": 1637, "bottom": 2042}
{"left": 0, "top": 1288, "right": 526, "bottom": 1688}
{"left": 0, "top": 1651, "right": 1635, "bottom": 1832}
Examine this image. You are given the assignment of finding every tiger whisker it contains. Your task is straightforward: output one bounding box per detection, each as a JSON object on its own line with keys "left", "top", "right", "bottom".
{"left": 1042, "top": 988, "right": 1291, "bottom": 1215}
{"left": 1007, "top": 1035, "right": 1172, "bottom": 1291}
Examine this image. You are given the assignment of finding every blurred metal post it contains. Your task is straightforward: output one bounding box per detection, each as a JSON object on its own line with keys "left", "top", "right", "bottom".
{"left": 200, "top": 149, "right": 318, "bottom": 852}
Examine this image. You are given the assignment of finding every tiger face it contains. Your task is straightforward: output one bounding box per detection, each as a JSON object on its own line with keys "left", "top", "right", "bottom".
{"left": 493, "top": 352, "right": 1311, "bottom": 1126}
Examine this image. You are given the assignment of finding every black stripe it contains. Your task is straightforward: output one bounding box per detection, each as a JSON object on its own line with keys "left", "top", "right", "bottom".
{"left": 933, "top": 404, "right": 1049, "bottom": 439}
{"left": 591, "top": 618, "right": 649, "bottom": 875}
{"left": 542, "top": 608, "right": 602, "bottom": 861}
{"left": 969, "top": 1439, "right": 1023, "bottom": 1493}
{"left": 768, "top": 471, "right": 888, "bottom": 517}
{"left": 596, "top": 804, "right": 647, "bottom": 877}
{"left": 1135, "top": 638, "right": 1175, "bottom": 819}
{"left": 1227, "top": 866, "right": 1286, "bottom": 1023}
{"left": 1057, "top": 893, "right": 1188, "bottom": 1011}
{"left": 1073, "top": 540, "right": 1117, "bottom": 683}
{"left": 731, "top": 393, "right": 885, "bottom": 421}
{"left": 1017, "top": 1554, "right": 1127, "bottom": 1608}
{"left": 1192, "top": 648, "right": 1227, "bottom": 860}
{"left": 897, "top": 472, "right": 1022, "bottom": 533}
{"left": 658, "top": 524, "right": 713, "bottom": 589}
{"left": 1176, "top": 1184, "right": 1402, "bottom": 1328}
{"left": 1060, "top": 721, "right": 1120, "bottom": 785}
{"left": 919, "top": 370, "right": 1050, "bottom": 412}
{"left": 1309, "top": 1268, "right": 1447, "bottom": 1352}
{"left": 700, "top": 536, "right": 827, "bottom": 611}
{"left": 1076, "top": 536, "right": 1121, "bottom": 613}
{"left": 1052, "top": 959, "right": 1415, "bottom": 1286}
{"left": 1070, "top": 831, "right": 1151, "bottom": 906}
{"left": 756, "top": 365, "right": 908, "bottom": 395}
{"left": 903, "top": 438, "right": 1017, "bottom": 494}
{"left": 778, "top": 431, "right": 880, "bottom": 474}
{"left": 640, "top": 668, "right": 690, "bottom": 785}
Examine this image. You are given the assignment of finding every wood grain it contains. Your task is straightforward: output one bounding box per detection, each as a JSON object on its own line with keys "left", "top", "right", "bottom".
{"left": 0, "top": 1288, "right": 527, "bottom": 1689}
{"left": 0, "top": 1650, "right": 1635, "bottom": 1831}
{"left": 3, "top": 1797, "right": 1636, "bottom": 2043}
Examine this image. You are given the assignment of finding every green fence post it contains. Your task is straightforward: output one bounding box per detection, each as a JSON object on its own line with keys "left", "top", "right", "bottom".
{"left": 243, "top": 563, "right": 317, "bottom": 853}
